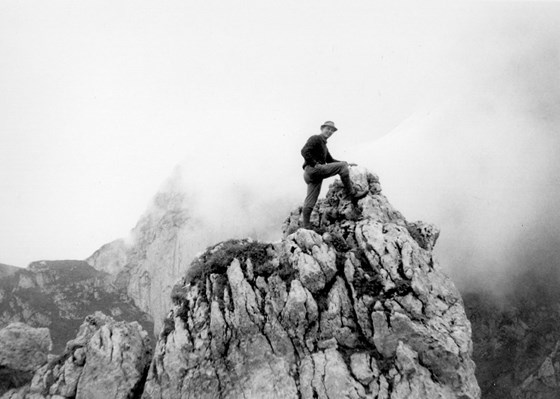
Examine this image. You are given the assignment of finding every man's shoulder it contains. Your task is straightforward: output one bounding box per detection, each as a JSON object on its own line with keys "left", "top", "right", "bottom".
{"left": 306, "top": 134, "right": 323, "bottom": 143}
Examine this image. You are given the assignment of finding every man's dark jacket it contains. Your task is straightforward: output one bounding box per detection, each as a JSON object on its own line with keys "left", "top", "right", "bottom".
{"left": 301, "top": 135, "right": 339, "bottom": 169}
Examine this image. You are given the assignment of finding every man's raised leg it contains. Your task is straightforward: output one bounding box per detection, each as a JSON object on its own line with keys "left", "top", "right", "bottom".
{"left": 316, "top": 162, "right": 368, "bottom": 200}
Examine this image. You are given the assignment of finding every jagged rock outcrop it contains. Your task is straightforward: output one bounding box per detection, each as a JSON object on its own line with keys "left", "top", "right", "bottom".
{"left": 0, "top": 323, "right": 52, "bottom": 395}
{"left": 142, "top": 167, "right": 480, "bottom": 398}
{"left": 87, "top": 176, "right": 200, "bottom": 336}
{"left": 1, "top": 312, "right": 152, "bottom": 399}
{"left": 0, "top": 260, "right": 152, "bottom": 353}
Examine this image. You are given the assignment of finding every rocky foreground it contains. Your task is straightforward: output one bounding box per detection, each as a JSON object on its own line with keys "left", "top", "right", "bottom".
{"left": 1, "top": 167, "right": 481, "bottom": 398}
{"left": 1, "top": 312, "right": 152, "bottom": 399}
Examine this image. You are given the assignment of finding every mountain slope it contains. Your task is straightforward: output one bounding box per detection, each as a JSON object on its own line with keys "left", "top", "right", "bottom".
{"left": 0, "top": 260, "right": 152, "bottom": 353}
{"left": 465, "top": 269, "right": 560, "bottom": 399}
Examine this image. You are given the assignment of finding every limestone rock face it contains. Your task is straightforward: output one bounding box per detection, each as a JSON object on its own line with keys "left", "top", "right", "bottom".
{"left": 0, "top": 323, "right": 52, "bottom": 395}
{"left": 87, "top": 185, "right": 206, "bottom": 337}
{"left": 1, "top": 312, "right": 152, "bottom": 399}
{"left": 142, "top": 167, "right": 480, "bottom": 399}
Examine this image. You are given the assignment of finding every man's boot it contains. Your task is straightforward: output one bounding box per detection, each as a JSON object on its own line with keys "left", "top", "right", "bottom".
{"left": 341, "top": 173, "right": 368, "bottom": 200}
{"left": 301, "top": 207, "right": 313, "bottom": 229}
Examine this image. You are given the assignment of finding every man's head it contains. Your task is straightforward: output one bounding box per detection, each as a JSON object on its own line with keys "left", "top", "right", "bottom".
{"left": 320, "top": 121, "right": 337, "bottom": 139}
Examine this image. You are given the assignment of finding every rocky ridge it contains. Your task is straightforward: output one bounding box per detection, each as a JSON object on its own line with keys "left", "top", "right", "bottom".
{"left": 142, "top": 167, "right": 480, "bottom": 398}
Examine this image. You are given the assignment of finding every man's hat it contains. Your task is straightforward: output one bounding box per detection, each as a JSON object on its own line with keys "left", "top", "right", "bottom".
{"left": 321, "top": 121, "right": 338, "bottom": 132}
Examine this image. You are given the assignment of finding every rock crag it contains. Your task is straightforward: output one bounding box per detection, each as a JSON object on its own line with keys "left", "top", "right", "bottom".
{"left": 142, "top": 167, "right": 480, "bottom": 399}
{"left": 87, "top": 179, "right": 203, "bottom": 336}
{"left": 1, "top": 312, "right": 152, "bottom": 399}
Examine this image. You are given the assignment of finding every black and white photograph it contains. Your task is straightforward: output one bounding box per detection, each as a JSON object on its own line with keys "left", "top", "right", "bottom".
{"left": 1, "top": 1, "right": 559, "bottom": 398}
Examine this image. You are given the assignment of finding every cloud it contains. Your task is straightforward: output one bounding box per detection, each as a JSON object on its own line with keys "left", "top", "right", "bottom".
{"left": 352, "top": 8, "right": 560, "bottom": 296}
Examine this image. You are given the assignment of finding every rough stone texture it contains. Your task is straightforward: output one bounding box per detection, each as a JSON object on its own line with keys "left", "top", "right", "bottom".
{"left": 0, "top": 260, "right": 152, "bottom": 353}
{"left": 142, "top": 167, "right": 480, "bottom": 399}
{"left": 1, "top": 312, "right": 152, "bottom": 399}
{"left": 0, "top": 322, "right": 52, "bottom": 371}
{"left": 87, "top": 176, "right": 208, "bottom": 336}
{"left": 0, "top": 323, "right": 52, "bottom": 395}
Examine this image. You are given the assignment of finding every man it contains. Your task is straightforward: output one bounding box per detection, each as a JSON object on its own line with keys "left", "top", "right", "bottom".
{"left": 300, "top": 121, "right": 368, "bottom": 229}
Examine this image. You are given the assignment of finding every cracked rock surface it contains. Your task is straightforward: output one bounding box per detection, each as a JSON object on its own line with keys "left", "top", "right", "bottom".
{"left": 1, "top": 312, "right": 152, "bottom": 399}
{"left": 142, "top": 167, "right": 480, "bottom": 399}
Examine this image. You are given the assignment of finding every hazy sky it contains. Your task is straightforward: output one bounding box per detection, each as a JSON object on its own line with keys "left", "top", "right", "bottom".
{"left": 1, "top": 0, "right": 559, "bottom": 292}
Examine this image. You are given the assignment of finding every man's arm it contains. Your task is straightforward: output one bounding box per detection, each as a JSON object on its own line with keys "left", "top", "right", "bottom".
{"left": 325, "top": 150, "right": 340, "bottom": 164}
{"left": 301, "top": 136, "right": 320, "bottom": 167}
{"left": 326, "top": 150, "right": 358, "bottom": 166}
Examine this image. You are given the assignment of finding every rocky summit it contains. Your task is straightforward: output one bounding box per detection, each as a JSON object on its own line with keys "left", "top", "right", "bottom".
{"left": 141, "top": 167, "right": 480, "bottom": 399}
